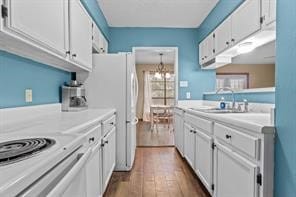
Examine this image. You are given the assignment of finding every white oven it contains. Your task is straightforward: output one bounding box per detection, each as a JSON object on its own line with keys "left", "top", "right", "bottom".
{"left": 18, "top": 145, "right": 91, "bottom": 197}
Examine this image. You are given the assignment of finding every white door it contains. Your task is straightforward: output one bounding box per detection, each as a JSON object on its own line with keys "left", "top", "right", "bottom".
{"left": 215, "top": 17, "right": 232, "bottom": 54}
{"left": 126, "top": 53, "right": 138, "bottom": 168}
{"left": 195, "top": 129, "right": 213, "bottom": 194}
{"left": 174, "top": 112, "right": 184, "bottom": 156}
{"left": 206, "top": 33, "right": 215, "bottom": 61}
{"left": 184, "top": 123, "right": 195, "bottom": 168}
{"left": 6, "top": 0, "right": 68, "bottom": 57}
{"left": 86, "top": 142, "right": 102, "bottom": 197}
{"left": 214, "top": 142, "right": 259, "bottom": 197}
{"left": 231, "top": 0, "right": 261, "bottom": 44}
{"left": 69, "top": 0, "right": 92, "bottom": 69}
{"left": 102, "top": 127, "right": 116, "bottom": 192}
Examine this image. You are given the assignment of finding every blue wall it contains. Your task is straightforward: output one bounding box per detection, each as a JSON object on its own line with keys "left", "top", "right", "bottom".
{"left": 0, "top": 1, "right": 109, "bottom": 109}
{"left": 0, "top": 51, "right": 70, "bottom": 108}
{"left": 109, "top": 27, "right": 214, "bottom": 100}
{"left": 81, "top": 0, "right": 110, "bottom": 40}
{"left": 203, "top": 91, "right": 275, "bottom": 104}
{"left": 274, "top": 0, "right": 296, "bottom": 196}
{"left": 108, "top": 0, "right": 273, "bottom": 102}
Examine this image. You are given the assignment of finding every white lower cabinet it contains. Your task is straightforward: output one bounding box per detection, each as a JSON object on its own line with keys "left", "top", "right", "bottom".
{"left": 86, "top": 142, "right": 102, "bottom": 197}
{"left": 181, "top": 111, "right": 274, "bottom": 197}
{"left": 102, "top": 127, "right": 116, "bottom": 192}
{"left": 184, "top": 123, "right": 195, "bottom": 168}
{"left": 214, "top": 141, "right": 258, "bottom": 197}
{"left": 195, "top": 129, "right": 213, "bottom": 193}
{"left": 174, "top": 109, "right": 184, "bottom": 156}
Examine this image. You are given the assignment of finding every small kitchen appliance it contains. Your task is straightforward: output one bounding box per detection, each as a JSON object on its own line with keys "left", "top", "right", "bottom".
{"left": 62, "top": 79, "right": 88, "bottom": 112}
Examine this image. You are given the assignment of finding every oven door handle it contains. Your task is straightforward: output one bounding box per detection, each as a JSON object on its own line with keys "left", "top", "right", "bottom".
{"left": 47, "top": 148, "right": 92, "bottom": 197}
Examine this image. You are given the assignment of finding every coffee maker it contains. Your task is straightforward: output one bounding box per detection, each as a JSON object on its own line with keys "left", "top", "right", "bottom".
{"left": 62, "top": 75, "right": 88, "bottom": 112}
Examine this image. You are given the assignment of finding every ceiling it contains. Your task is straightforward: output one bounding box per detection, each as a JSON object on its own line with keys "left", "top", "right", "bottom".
{"left": 232, "top": 41, "right": 276, "bottom": 65}
{"left": 135, "top": 49, "right": 175, "bottom": 65}
{"left": 98, "top": 0, "right": 219, "bottom": 28}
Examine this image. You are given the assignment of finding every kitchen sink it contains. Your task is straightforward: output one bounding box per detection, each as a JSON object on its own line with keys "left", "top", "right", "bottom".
{"left": 189, "top": 107, "right": 246, "bottom": 113}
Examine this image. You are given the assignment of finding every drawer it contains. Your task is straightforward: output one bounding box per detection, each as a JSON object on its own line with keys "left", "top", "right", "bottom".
{"left": 174, "top": 108, "right": 184, "bottom": 116}
{"left": 185, "top": 113, "right": 213, "bottom": 134}
{"left": 80, "top": 124, "right": 102, "bottom": 146}
{"left": 102, "top": 115, "right": 116, "bottom": 136}
{"left": 214, "top": 123, "right": 260, "bottom": 159}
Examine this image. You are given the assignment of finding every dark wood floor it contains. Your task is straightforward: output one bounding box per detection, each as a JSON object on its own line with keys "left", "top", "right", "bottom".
{"left": 137, "top": 121, "right": 174, "bottom": 147}
{"left": 104, "top": 147, "right": 210, "bottom": 197}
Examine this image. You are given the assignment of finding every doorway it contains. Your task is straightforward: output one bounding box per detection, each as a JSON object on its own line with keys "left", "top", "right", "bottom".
{"left": 133, "top": 47, "right": 178, "bottom": 147}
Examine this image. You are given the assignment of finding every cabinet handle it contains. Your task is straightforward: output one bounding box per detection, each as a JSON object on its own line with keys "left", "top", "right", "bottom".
{"left": 110, "top": 122, "right": 114, "bottom": 126}
{"left": 72, "top": 54, "right": 77, "bottom": 57}
{"left": 105, "top": 140, "right": 109, "bottom": 144}
{"left": 193, "top": 131, "right": 197, "bottom": 134}
{"left": 89, "top": 137, "right": 95, "bottom": 143}
{"left": 226, "top": 41, "right": 230, "bottom": 45}
{"left": 231, "top": 38, "right": 235, "bottom": 42}
{"left": 205, "top": 56, "right": 207, "bottom": 58}
{"left": 225, "top": 134, "right": 232, "bottom": 139}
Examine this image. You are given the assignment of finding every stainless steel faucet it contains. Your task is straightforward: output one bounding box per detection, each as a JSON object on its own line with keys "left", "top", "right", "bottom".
{"left": 216, "top": 87, "right": 236, "bottom": 109}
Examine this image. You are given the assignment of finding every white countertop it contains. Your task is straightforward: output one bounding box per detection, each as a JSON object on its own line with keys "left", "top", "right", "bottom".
{"left": 0, "top": 106, "right": 116, "bottom": 135}
{"left": 176, "top": 101, "right": 275, "bottom": 134}
{"left": 0, "top": 105, "right": 116, "bottom": 196}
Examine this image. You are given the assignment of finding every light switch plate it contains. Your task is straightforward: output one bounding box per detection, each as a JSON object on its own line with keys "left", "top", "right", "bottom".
{"left": 25, "top": 89, "right": 33, "bottom": 102}
{"left": 186, "top": 92, "right": 191, "bottom": 99}
{"left": 180, "top": 81, "right": 188, "bottom": 87}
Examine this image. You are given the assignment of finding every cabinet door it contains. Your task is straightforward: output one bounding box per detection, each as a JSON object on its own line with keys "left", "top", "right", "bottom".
{"left": 86, "top": 143, "right": 102, "bottom": 197}
{"left": 231, "top": 0, "right": 261, "bottom": 44}
{"left": 184, "top": 123, "right": 195, "bottom": 168}
{"left": 99, "top": 32, "right": 108, "bottom": 54}
{"left": 6, "top": 0, "right": 68, "bottom": 57}
{"left": 215, "top": 17, "right": 232, "bottom": 54}
{"left": 262, "top": 0, "right": 276, "bottom": 26}
{"left": 198, "top": 41, "right": 204, "bottom": 65}
{"left": 102, "top": 127, "right": 116, "bottom": 191}
{"left": 195, "top": 129, "right": 213, "bottom": 193}
{"left": 69, "top": 0, "right": 92, "bottom": 69}
{"left": 174, "top": 113, "right": 184, "bottom": 155}
{"left": 214, "top": 142, "right": 259, "bottom": 197}
{"left": 206, "top": 33, "right": 215, "bottom": 61}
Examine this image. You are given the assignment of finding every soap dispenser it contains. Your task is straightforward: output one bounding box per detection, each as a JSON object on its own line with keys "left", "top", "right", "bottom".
{"left": 219, "top": 97, "right": 226, "bottom": 109}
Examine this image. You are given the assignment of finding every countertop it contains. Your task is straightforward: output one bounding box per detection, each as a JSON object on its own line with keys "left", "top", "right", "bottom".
{"left": 176, "top": 102, "right": 275, "bottom": 134}
{"left": 0, "top": 107, "right": 116, "bottom": 135}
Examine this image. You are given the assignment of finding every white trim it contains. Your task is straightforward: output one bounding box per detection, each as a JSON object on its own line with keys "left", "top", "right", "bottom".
{"left": 132, "top": 47, "right": 179, "bottom": 104}
{"left": 203, "top": 87, "right": 275, "bottom": 95}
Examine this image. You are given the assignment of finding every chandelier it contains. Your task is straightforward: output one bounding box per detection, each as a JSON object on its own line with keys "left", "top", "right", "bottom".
{"left": 154, "top": 53, "right": 171, "bottom": 79}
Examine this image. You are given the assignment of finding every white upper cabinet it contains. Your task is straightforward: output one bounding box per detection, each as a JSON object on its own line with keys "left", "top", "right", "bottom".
{"left": 231, "top": 0, "right": 261, "bottom": 45}
{"left": 69, "top": 0, "right": 93, "bottom": 69}
{"left": 5, "top": 0, "right": 68, "bottom": 57}
{"left": 92, "top": 23, "right": 108, "bottom": 54}
{"left": 215, "top": 17, "right": 232, "bottom": 55}
{"left": 214, "top": 142, "right": 259, "bottom": 197}
{"left": 199, "top": 33, "right": 215, "bottom": 65}
{"left": 261, "top": 0, "right": 276, "bottom": 27}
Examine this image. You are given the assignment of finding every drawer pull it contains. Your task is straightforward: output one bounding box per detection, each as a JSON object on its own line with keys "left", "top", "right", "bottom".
{"left": 110, "top": 122, "right": 114, "bottom": 125}
{"left": 89, "top": 137, "right": 95, "bottom": 143}
{"left": 225, "top": 134, "right": 232, "bottom": 139}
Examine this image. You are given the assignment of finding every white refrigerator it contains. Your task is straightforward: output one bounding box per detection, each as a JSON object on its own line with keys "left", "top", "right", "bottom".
{"left": 84, "top": 53, "right": 138, "bottom": 171}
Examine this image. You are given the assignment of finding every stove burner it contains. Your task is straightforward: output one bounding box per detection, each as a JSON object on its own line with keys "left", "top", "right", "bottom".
{"left": 0, "top": 138, "right": 55, "bottom": 166}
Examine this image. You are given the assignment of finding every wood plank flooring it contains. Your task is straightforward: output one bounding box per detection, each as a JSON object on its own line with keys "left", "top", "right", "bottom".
{"left": 104, "top": 147, "right": 210, "bottom": 197}
{"left": 137, "top": 121, "right": 174, "bottom": 146}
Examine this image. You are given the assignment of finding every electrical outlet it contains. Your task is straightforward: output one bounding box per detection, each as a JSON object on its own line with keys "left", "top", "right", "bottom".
{"left": 25, "top": 89, "right": 33, "bottom": 103}
{"left": 186, "top": 92, "right": 191, "bottom": 99}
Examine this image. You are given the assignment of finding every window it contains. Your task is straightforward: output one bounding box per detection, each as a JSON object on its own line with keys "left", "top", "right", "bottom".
{"left": 150, "top": 72, "right": 175, "bottom": 106}
{"left": 216, "top": 73, "right": 249, "bottom": 90}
